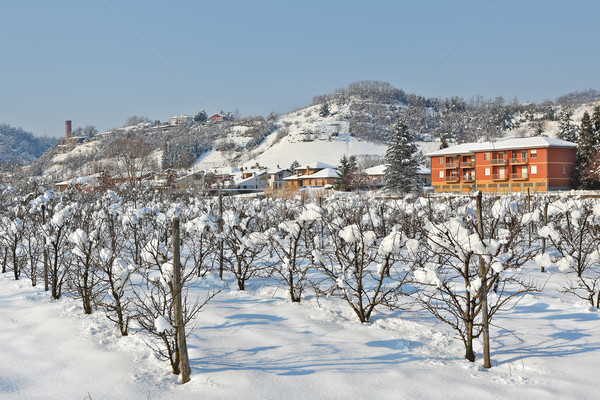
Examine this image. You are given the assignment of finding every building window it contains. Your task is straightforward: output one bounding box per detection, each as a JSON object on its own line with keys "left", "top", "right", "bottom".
{"left": 563, "top": 165, "right": 566, "bottom": 174}
{"left": 530, "top": 149, "right": 537, "bottom": 158}
{"left": 438, "top": 157, "right": 443, "bottom": 165}
{"left": 563, "top": 149, "right": 566, "bottom": 157}
{"left": 498, "top": 152, "right": 505, "bottom": 160}
{"left": 484, "top": 152, "right": 490, "bottom": 161}
{"left": 531, "top": 165, "right": 537, "bottom": 175}
{"left": 484, "top": 167, "right": 490, "bottom": 176}
{"left": 439, "top": 170, "right": 444, "bottom": 178}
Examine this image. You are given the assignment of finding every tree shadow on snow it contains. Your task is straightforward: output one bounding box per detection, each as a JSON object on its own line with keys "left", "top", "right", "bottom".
{"left": 190, "top": 338, "right": 427, "bottom": 376}
{"left": 197, "top": 313, "right": 287, "bottom": 330}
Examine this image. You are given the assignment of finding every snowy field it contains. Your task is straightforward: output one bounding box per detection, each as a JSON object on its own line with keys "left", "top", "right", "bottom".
{"left": 1, "top": 266, "right": 598, "bottom": 400}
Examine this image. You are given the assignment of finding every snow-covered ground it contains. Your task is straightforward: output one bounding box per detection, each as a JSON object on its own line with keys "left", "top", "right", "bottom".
{"left": 1, "top": 265, "right": 598, "bottom": 399}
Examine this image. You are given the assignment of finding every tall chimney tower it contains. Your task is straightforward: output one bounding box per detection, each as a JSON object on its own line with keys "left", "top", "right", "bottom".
{"left": 65, "top": 120, "right": 72, "bottom": 143}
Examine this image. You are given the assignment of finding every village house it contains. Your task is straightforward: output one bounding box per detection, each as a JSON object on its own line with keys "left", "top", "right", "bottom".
{"left": 169, "top": 115, "right": 192, "bottom": 126}
{"left": 426, "top": 137, "right": 577, "bottom": 193}
{"left": 364, "top": 164, "right": 432, "bottom": 188}
{"left": 267, "top": 168, "right": 294, "bottom": 189}
{"left": 235, "top": 171, "right": 268, "bottom": 190}
{"left": 283, "top": 162, "right": 338, "bottom": 189}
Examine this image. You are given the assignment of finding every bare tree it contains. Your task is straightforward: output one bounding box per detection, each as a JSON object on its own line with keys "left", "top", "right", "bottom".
{"left": 108, "top": 134, "right": 157, "bottom": 187}
{"left": 312, "top": 197, "right": 414, "bottom": 323}
{"left": 124, "top": 115, "right": 151, "bottom": 127}
{"left": 541, "top": 198, "right": 600, "bottom": 308}
{"left": 415, "top": 195, "right": 538, "bottom": 364}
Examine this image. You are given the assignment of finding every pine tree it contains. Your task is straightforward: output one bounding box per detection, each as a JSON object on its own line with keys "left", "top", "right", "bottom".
{"left": 573, "top": 112, "right": 596, "bottom": 188}
{"left": 558, "top": 109, "right": 579, "bottom": 142}
{"left": 384, "top": 119, "right": 421, "bottom": 193}
{"left": 592, "top": 106, "right": 600, "bottom": 137}
{"left": 439, "top": 134, "right": 449, "bottom": 149}
{"left": 319, "top": 102, "right": 330, "bottom": 117}
{"left": 335, "top": 155, "right": 357, "bottom": 191}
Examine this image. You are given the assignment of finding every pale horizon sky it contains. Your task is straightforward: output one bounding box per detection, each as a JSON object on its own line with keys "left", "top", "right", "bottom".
{"left": 1, "top": 0, "right": 598, "bottom": 138}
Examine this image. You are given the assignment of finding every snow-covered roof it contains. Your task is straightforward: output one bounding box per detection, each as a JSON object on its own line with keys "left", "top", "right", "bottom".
{"left": 267, "top": 168, "right": 293, "bottom": 175}
{"left": 365, "top": 164, "right": 430, "bottom": 176}
{"left": 365, "top": 164, "right": 388, "bottom": 176}
{"left": 426, "top": 137, "right": 577, "bottom": 157}
{"left": 235, "top": 171, "right": 267, "bottom": 185}
{"left": 304, "top": 168, "right": 339, "bottom": 179}
{"left": 416, "top": 166, "right": 431, "bottom": 175}
{"left": 294, "top": 162, "right": 336, "bottom": 170}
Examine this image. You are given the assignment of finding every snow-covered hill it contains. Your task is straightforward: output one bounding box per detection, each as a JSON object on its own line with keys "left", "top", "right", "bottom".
{"left": 192, "top": 104, "right": 389, "bottom": 171}
{"left": 26, "top": 82, "right": 600, "bottom": 181}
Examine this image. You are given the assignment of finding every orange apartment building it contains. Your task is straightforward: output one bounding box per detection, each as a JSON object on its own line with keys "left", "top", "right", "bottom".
{"left": 427, "top": 137, "right": 577, "bottom": 193}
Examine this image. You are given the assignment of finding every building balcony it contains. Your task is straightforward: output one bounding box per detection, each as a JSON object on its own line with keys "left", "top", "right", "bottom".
{"left": 445, "top": 163, "right": 458, "bottom": 169}
{"left": 445, "top": 175, "right": 460, "bottom": 183}
{"left": 460, "top": 161, "right": 474, "bottom": 168}
{"left": 510, "top": 157, "right": 528, "bottom": 165}
{"left": 492, "top": 174, "right": 508, "bottom": 181}
{"left": 462, "top": 175, "right": 475, "bottom": 183}
{"left": 510, "top": 173, "right": 528, "bottom": 180}
{"left": 491, "top": 159, "right": 507, "bottom": 165}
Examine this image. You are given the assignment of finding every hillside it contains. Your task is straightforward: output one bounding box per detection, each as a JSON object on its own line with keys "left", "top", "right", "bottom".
{"left": 0, "top": 124, "right": 55, "bottom": 164}
{"left": 27, "top": 82, "right": 600, "bottom": 181}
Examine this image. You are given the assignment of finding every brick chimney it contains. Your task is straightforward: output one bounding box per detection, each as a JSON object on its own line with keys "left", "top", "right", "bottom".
{"left": 65, "top": 120, "right": 72, "bottom": 143}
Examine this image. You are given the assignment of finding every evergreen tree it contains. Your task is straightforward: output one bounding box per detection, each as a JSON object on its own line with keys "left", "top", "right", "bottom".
{"left": 573, "top": 112, "right": 597, "bottom": 188}
{"left": 439, "top": 134, "right": 449, "bottom": 149}
{"left": 558, "top": 109, "right": 579, "bottom": 142}
{"left": 532, "top": 121, "right": 544, "bottom": 136}
{"left": 592, "top": 106, "right": 600, "bottom": 137}
{"left": 319, "top": 102, "right": 331, "bottom": 117}
{"left": 194, "top": 110, "right": 208, "bottom": 123}
{"left": 335, "top": 155, "right": 358, "bottom": 191}
{"left": 384, "top": 119, "right": 421, "bottom": 193}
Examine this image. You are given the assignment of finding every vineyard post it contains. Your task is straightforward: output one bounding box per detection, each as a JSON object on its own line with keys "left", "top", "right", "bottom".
{"left": 172, "top": 217, "right": 191, "bottom": 383}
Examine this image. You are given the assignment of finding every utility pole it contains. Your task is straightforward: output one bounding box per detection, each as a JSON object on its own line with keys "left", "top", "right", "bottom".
{"left": 172, "top": 218, "right": 191, "bottom": 383}
{"left": 476, "top": 191, "right": 491, "bottom": 368}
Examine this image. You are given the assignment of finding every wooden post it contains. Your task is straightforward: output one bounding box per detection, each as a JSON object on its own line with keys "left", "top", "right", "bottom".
{"left": 218, "top": 185, "right": 224, "bottom": 280}
{"left": 476, "top": 191, "right": 491, "bottom": 368}
{"left": 42, "top": 205, "right": 49, "bottom": 292}
{"left": 541, "top": 199, "right": 549, "bottom": 273}
{"left": 172, "top": 218, "right": 191, "bottom": 383}
{"left": 527, "top": 188, "right": 531, "bottom": 246}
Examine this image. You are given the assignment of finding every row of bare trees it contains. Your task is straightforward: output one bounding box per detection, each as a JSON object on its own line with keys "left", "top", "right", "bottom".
{"left": 1, "top": 184, "right": 600, "bottom": 371}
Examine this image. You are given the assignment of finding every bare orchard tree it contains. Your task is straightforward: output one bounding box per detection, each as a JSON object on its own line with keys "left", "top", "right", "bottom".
{"left": 415, "top": 195, "right": 537, "bottom": 364}
{"left": 66, "top": 198, "right": 104, "bottom": 314}
{"left": 221, "top": 202, "right": 272, "bottom": 291}
{"left": 268, "top": 200, "right": 323, "bottom": 303}
{"left": 312, "top": 197, "right": 414, "bottom": 323}
{"left": 133, "top": 214, "right": 223, "bottom": 374}
{"left": 94, "top": 195, "right": 135, "bottom": 335}
{"left": 182, "top": 200, "right": 219, "bottom": 278}
{"left": 1, "top": 214, "right": 26, "bottom": 281}
{"left": 43, "top": 200, "right": 75, "bottom": 300}
{"left": 540, "top": 198, "right": 600, "bottom": 308}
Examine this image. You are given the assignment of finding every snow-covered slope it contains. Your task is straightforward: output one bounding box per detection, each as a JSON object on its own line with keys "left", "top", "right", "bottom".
{"left": 192, "top": 104, "right": 389, "bottom": 171}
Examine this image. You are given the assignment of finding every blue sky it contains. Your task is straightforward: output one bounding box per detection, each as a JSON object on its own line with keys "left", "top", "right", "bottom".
{"left": 1, "top": 0, "right": 598, "bottom": 138}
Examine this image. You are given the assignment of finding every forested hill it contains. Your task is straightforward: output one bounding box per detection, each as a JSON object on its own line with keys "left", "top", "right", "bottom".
{"left": 27, "top": 81, "right": 600, "bottom": 180}
{"left": 313, "top": 81, "right": 600, "bottom": 144}
{"left": 0, "top": 124, "right": 55, "bottom": 163}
